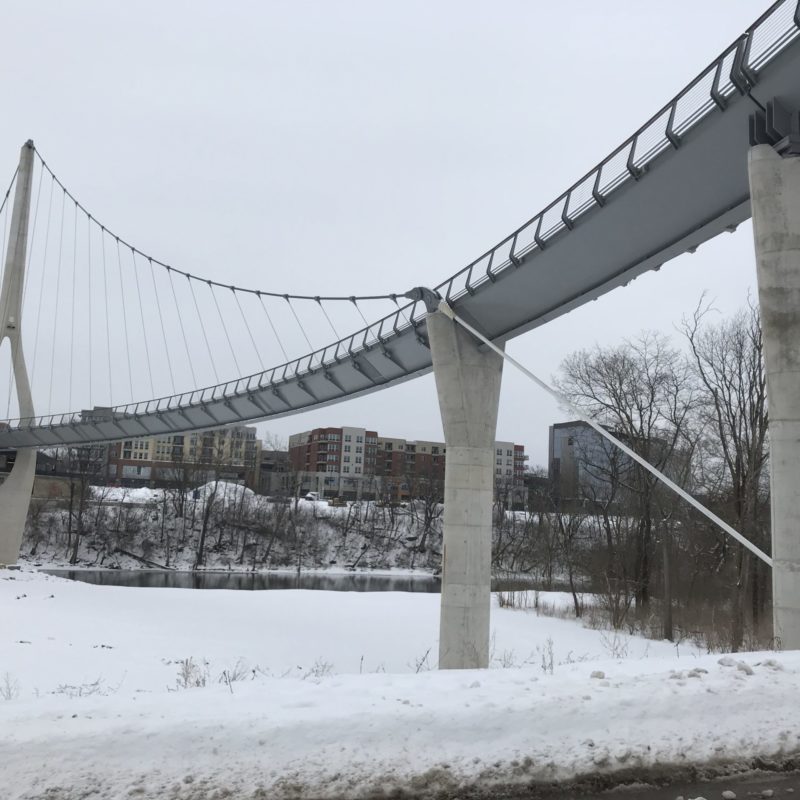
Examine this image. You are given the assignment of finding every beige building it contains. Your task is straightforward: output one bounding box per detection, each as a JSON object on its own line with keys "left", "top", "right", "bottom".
{"left": 107, "top": 425, "right": 261, "bottom": 489}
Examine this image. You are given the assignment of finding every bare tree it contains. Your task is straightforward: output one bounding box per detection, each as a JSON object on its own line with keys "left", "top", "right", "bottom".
{"left": 557, "top": 332, "right": 697, "bottom": 612}
{"left": 681, "top": 298, "right": 769, "bottom": 650}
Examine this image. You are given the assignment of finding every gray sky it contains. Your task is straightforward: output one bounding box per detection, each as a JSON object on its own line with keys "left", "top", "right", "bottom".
{"left": 1, "top": 0, "right": 770, "bottom": 465}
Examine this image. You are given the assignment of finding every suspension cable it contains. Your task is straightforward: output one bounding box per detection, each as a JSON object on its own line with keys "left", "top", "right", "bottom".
{"left": 435, "top": 298, "right": 773, "bottom": 568}
{"left": 32, "top": 148, "right": 402, "bottom": 303}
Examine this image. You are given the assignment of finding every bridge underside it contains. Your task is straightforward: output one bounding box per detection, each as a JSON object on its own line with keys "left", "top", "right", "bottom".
{"left": 2, "top": 6, "right": 800, "bottom": 449}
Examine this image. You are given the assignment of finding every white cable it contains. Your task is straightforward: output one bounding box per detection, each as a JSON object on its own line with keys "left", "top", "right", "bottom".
{"left": 437, "top": 299, "right": 773, "bottom": 568}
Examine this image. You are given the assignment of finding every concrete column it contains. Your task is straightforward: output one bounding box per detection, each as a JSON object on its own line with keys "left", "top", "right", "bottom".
{"left": 748, "top": 144, "right": 800, "bottom": 649}
{"left": 0, "top": 141, "right": 36, "bottom": 567}
{"left": 427, "top": 311, "right": 503, "bottom": 669}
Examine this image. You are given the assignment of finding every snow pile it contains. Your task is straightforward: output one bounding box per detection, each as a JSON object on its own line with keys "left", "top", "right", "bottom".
{"left": 2, "top": 570, "right": 799, "bottom": 799}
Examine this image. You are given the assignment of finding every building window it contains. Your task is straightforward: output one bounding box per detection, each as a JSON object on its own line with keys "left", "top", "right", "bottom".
{"left": 344, "top": 455, "right": 350, "bottom": 463}
{"left": 344, "top": 434, "right": 351, "bottom": 442}
{"left": 355, "top": 466, "right": 362, "bottom": 473}
{"left": 344, "top": 445, "right": 351, "bottom": 452}
{"left": 507, "top": 450, "right": 513, "bottom": 457}
{"left": 496, "top": 468, "right": 502, "bottom": 474}
{"left": 496, "top": 459, "right": 502, "bottom": 465}
{"left": 343, "top": 466, "right": 350, "bottom": 473}
{"left": 356, "top": 435, "right": 363, "bottom": 443}
{"left": 496, "top": 448, "right": 502, "bottom": 455}
{"left": 355, "top": 456, "right": 362, "bottom": 464}
{"left": 356, "top": 446, "right": 362, "bottom": 453}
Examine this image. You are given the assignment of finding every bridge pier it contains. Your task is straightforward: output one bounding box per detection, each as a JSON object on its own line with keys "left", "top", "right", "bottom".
{"left": 426, "top": 309, "right": 503, "bottom": 669}
{"left": 0, "top": 141, "right": 36, "bottom": 568}
{"left": 749, "top": 143, "right": 800, "bottom": 649}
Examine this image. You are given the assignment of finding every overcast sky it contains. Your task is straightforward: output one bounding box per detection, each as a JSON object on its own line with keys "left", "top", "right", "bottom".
{"left": 1, "top": 0, "right": 772, "bottom": 465}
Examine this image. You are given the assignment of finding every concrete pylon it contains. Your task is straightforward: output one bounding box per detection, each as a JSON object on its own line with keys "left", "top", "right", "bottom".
{"left": 748, "top": 143, "right": 800, "bottom": 649}
{"left": 426, "top": 310, "right": 503, "bottom": 669}
{"left": 0, "top": 141, "right": 36, "bottom": 567}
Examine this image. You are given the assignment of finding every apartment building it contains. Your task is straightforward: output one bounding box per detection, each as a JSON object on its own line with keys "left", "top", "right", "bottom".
{"left": 107, "top": 425, "right": 261, "bottom": 488}
{"left": 288, "top": 426, "right": 527, "bottom": 503}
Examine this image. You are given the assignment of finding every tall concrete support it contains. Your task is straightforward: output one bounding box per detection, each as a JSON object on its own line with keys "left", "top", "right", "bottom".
{"left": 748, "top": 143, "right": 800, "bottom": 649}
{"left": 427, "top": 310, "right": 503, "bottom": 669}
{"left": 0, "top": 141, "right": 36, "bottom": 567}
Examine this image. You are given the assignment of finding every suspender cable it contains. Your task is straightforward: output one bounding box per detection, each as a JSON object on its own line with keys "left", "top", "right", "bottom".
{"left": 116, "top": 237, "right": 134, "bottom": 403}
{"left": 101, "top": 229, "right": 113, "bottom": 406}
{"left": 131, "top": 249, "right": 155, "bottom": 398}
{"left": 352, "top": 298, "right": 370, "bottom": 328}
{"left": 316, "top": 298, "right": 340, "bottom": 340}
{"left": 150, "top": 258, "right": 176, "bottom": 395}
{"left": 31, "top": 175, "right": 55, "bottom": 389}
{"left": 167, "top": 268, "right": 197, "bottom": 388}
{"left": 285, "top": 296, "right": 314, "bottom": 352}
{"left": 258, "top": 294, "right": 288, "bottom": 363}
{"left": 233, "top": 289, "right": 264, "bottom": 372}
{"left": 434, "top": 298, "right": 773, "bottom": 568}
{"left": 47, "top": 189, "right": 67, "bottom": 415}
{"left": 68, "top": 201, "right": 78, "bottom": 410}
{"left": 86, "top": 214, "right": 93, "bottom": 407}
{"left": 209, "top": 283, "right": 240, "bottom": 376}
{"left": 188, "top": 276, "right": 218, "bottom": 383}
{"left": 22, "top": 164, "right": 44, "bottom": 307}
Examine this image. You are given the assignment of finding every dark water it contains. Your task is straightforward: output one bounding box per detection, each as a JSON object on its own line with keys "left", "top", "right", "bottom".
{"left": 44, "top": 569, "right": 549, "bottom": 593}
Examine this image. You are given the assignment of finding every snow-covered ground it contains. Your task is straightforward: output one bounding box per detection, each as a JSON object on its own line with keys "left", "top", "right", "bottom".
{"left": 2, "top": 570, "right": 798, "bottom": 799}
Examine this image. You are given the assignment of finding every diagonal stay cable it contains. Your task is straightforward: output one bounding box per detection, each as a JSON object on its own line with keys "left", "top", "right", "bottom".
{"left": 432, "top": 296, "right": 772, "bottom": 568}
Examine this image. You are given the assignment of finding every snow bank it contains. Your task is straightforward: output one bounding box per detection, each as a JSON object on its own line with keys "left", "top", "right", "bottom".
{"left": 1, "top": 570, "right": 798, "bottom": 800}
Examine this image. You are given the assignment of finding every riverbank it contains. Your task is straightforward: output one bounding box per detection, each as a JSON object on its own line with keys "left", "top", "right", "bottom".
{"left": 2, "top": 568, "right": 798, "bottom": 799}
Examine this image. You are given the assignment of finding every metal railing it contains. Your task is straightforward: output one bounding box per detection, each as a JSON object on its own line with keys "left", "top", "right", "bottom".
{"left": 4, "top": 0, "right": 800, "bottom": 436}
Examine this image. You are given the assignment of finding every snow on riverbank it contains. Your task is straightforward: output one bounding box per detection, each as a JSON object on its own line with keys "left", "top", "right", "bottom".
{"left": 2, "top": 570, "right": 798, "bottom": 800}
